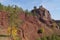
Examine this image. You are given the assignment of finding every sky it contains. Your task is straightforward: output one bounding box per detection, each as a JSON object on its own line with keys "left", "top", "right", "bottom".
{"left": 0, "top": 0, "right": 60, "bottom": 20}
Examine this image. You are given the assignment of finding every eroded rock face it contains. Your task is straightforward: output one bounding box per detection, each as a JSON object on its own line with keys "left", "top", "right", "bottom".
{"left": 0, "top": 11, "right": 11, "bottom": 40}
{"left": 31, "top": 6, "right": 52, "bottom": 27}
{"left": 0, "top": 6, "right": 59, "bottom": 40}
{"left": 0, "top": 11, "right": 8, "bottom": 28}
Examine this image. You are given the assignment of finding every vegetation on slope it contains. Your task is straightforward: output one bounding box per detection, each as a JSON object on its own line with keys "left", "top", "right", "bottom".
{"left": 36, "top": 34, "right": 60, "bottom": 40}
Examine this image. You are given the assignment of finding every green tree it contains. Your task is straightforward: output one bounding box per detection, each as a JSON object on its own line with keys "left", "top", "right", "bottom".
{"left": 14, "top": 5, "right": 23, "bottom": 13}
{"left": 8, "top": 9, "right": 21, "bottom": 40}
{"left": 6, "top": 5, "right": 14, "bottom": 13}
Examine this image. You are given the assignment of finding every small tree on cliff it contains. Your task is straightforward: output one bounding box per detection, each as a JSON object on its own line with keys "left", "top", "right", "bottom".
{"left": 34, "top": 6, "right": 37, "bottom": 10}
{"left": 33, "top": 6, "right": 37, "bottom": 16}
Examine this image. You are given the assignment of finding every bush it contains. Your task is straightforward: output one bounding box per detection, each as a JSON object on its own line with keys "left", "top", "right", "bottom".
{"left": 37, "top": 28, "right": 44, "bottom": 34}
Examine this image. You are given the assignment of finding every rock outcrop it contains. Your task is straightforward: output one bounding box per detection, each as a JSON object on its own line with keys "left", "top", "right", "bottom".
{"left": 17, "top": 6, "right": 59, "bottom": 40}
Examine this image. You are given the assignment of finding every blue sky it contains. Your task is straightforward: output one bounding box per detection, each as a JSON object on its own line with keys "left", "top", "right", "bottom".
{"left": 0, "top": 0, "right": 60, "bottom": 20}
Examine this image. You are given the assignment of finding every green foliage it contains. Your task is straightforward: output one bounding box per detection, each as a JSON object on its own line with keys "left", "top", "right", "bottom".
{"left": 34, "top": 6, "right": 37, "bottom": 10}
{"left": 41, "top": 37, "right": 47, "bottom": 40}
{"left": 0, "top": 3, "right": 34, "bottom": 17}
{"left": 6, "top": 5, "right": 14, "bottom": 13}
{"left": 36, "top": 37, "right": 41, "bottom": 40}
{"left": 14, "top": 5, "right": 23, "bottom": 12}
{"left": 0, "top": 3, "right": 23, "bottom": 13}
{"left": 38, "top": 28, "right": 44, "bottom": 34}
{"left": 0, "top": 3, "right": 4, "bottom": 11}
{"left": 55, "top": 35, "right": 60, "bottom": 40}
{"left": 36, "top": 34, "right": 60, "bottom": 40}
{"left": 14, "top": 36, "right": 21, "bottom": 40}
{"left": 3, "top": 4, "right": 24, "bottom": 40}
{"left": 46, "top": 36, "right": 51, "bottom": 40}
{"left": 50, "top": 34, "right": 56, "bottom": 40}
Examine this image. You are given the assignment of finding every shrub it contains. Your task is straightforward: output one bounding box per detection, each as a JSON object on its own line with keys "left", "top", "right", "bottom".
{"left": 37, "top": 28, "right": 44, "bottom": 34}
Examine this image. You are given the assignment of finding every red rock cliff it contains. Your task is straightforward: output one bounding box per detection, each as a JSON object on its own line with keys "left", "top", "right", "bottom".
{"left": 0, "top": 6, "right": 59, "bottom": 40}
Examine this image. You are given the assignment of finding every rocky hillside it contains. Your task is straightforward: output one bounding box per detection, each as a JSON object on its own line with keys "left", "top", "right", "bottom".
{"left": 0, "top": 5, "right": 60, "bottom": 40}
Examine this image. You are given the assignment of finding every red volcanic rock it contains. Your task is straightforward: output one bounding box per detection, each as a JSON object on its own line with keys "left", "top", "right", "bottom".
{"left": 0, "top": 11, "right": 8, "bottom": 28}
